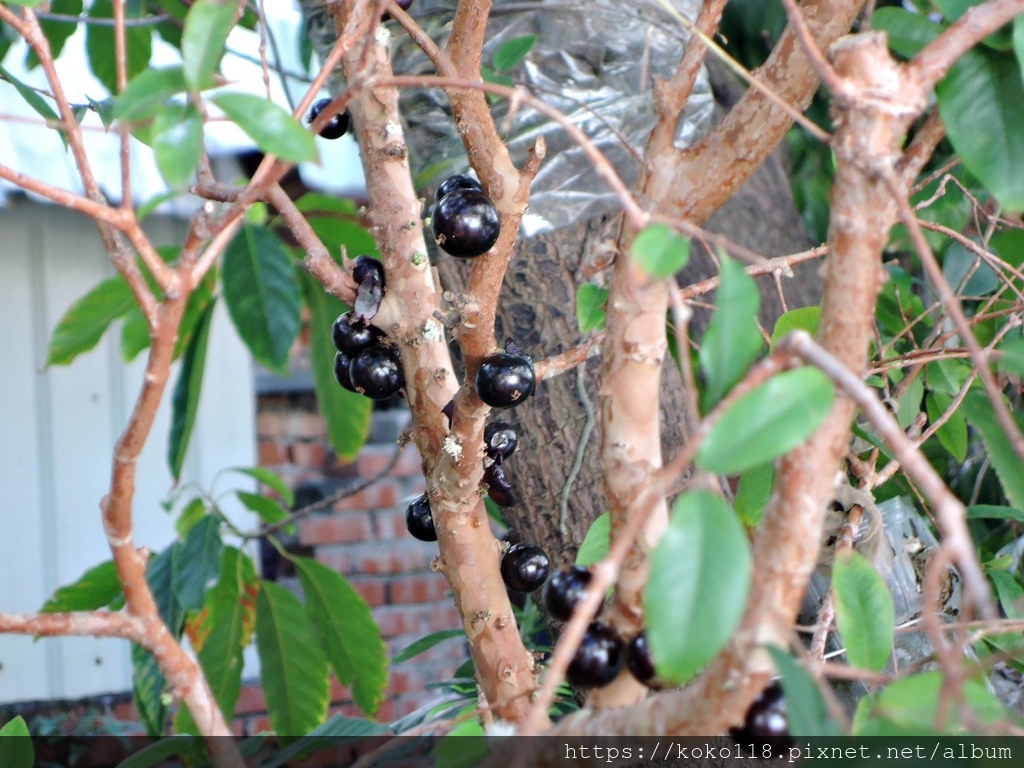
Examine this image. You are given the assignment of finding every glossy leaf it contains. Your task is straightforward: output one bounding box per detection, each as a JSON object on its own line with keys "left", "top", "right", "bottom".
{"left": 85, "top": 0, "right": 152, "bottom": 95}
{"left": 146, "top": 546, "right": 185, "bottom": 636}
{"left": 113, "top": 67, "right": 187, "bottom": 123}
{"left": 259, "top": 716, "right": 392, "bottom": 768}
{"left": 222, "top": 225, "right": 301, "bottom": 373}
{"left": 0, "top": 716, "right": 33, "bottom": 768}
{"left": 645, "top": 491, "right": 751, "bottom": 684}
{"left": 47, "top": 275, "right": 135, "bottom": 365}
{"left": 299, "top": 271, "right": 372, "bottom": 461}
{"left": 1016, "top": 16, "right": 1024, "bottom": 77}
{"left": 699, "top": 255, "right": 762, "bottom": 411}
{"left": 0, "top": 64, "right": 63, "bottom": 145}
{"left": 0, "top": 0, "right": 45, "bottom": 7}
{"left": 766, "top": 646, "right": 844, "bottom": 736}
{"left": 168, "top": 300, "right": 216, "bottom": 480}
{"left": 938, "top": 47, "right": 1024, "bottom": 212}
{"left": 255, "top": 581, "right": 330, "bottom": 738}
{"left": 967, "top": 504, "right": 1024, "bottom": 523}
{"left": 229, "top": 466, "right": 295, "bottom": 506}
{"left": 236, "top": 490, "right": 292, "bottom": 529}
{"left": 131, "top": 643, "right": 168, "bottom": 738}
{"left": 294, "top": 556, "right": 388, "bottom": 717}
{"left": 698, "top": 367, "right": 835, "bottom": 476}
{"left": 172, "top": 514, "right": 223, "bottom": 611}
{"left": 182, "top": 0, "right": 235, "bottom": 89}
{"left": 832, "top": 549, "right": 895, "bottom": 672}
{"left": 115, "top": 737, "right": 198, "bottom": 768}
{"left": 872, "top": 7, "right": 943, "bottom": 58}
{"left": 770, "top": 306, "right": 820, "bottom": 347}
{"left": 630, "top": 224, "right": 691, "bottom": 280}
{"left": 492, "top": 34, "right": 537, "bottom": 71}
{"left": 153, "top": 103, "right": 202, "bottom": 191}
{"left": 997, "top": 334, "right": 1024, "bottom": 376}
{"left": 211, "top": 93, "right": 318, "bottom": 163}
{"left": 734, "top": 462, "right": 775, "bottom": 526}
{"left": 393, "top": 629, "right": 464, "bottom": 664}
{"left": 41, "top": 560, "right": 121, "bottom": 613}
{"left": 962, "top": 391, "right": 1024, "bottom": 511}
{"left": 575, "top": 512, "right": 610, "bottom": 567}
{"left": 576, "top": 283, "right": 609, "bottom": 334}
{"left": 925, "top": 391, "right": 967, "bottom": 463}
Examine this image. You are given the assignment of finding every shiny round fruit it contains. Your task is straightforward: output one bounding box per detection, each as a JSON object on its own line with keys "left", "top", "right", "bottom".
{"left": 405, "top": 494, "right": 436, "bottom": 542}
{"left": 475, "top": 352, "right": 535, "bottom": 409}
{"left": 483, "top": 462, "right": 516, "bottom": 507}
{"left": 431, "top": 189, "right": 500, "bottom": 259}
{"left": 626, "top": 631, "right": 657, "bottom": 686}
{"left": 434, "top": 173, "right": 482, "bottom": 202}
{"left": 500, "top": 543, "right": 549, "bottom": 593}
{"left": 307, "top": 98, "right": 350, "bottom": 140}
{"left": 730, "top": 681, "right": 792, "bottom": 749}
{"left": 349, "top": 346, "right": 404, "bottom": 400}
{"left": 352, "top": 254, "right": 385, "bottom": 288}
{"left": 333, "top": 351, "right": 357, "bottom": 392}
{"left": 484, "top": 422, "right": 518, "bottom": 462}
{"left": 542, "top": 565, "right": 592, "bottom": 622}
{"left": 331, "top": 311, "right": 383, "bottom": 356}
{"left": 567, "top": 622, "right": 623, "bottom": 689}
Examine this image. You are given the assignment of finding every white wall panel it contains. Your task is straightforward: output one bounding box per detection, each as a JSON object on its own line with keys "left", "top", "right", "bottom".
{"left": 0, "top": 199, "right": 256, "bottom": 703}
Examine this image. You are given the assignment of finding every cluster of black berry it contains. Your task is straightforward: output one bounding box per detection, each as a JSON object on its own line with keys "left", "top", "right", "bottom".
{"left": 729, "top": 681, "right": 792, "bottom": 748}
{"left": 431, "top": 175, "right": 501, "bottom": 259}
{"left": 332, "top": 256, "right": 404, "bottom": 400}
{"left": 540, "top": 566, "right": 659, "bottom": 690}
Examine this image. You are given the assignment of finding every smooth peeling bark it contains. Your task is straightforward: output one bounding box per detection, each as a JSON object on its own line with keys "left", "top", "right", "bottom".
{"left": 333, "top": 1, "right": 538, "bottom": 724}
{"left": 545, "top": 32, "right": 927, "bottom": 740}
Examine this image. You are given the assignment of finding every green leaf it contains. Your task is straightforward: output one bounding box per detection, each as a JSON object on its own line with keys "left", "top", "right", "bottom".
{"left": 770, "top": 306, "right": 820, "bottom": 347}
{"left": 294, "top": 556, "right": 388, "bottom": 717}
{"left": 85, "top": 0, "right": 152, "bottom": 95}
{"left": 172, "top": 514, "right": 223, "bottom": 611}
{"left": 1, "top": 0, "right": 45, "bottom": 7}
{"left": 925, "top": 391, "right": 967, "bottom": 463}
{"left": 175, "top": 497, "right": 208, "bottom": 538}
{"left": 393, "top": 629, "right": 464, "bottom": 664}
{"left": 255, "top": 580, "right": 330, "bottom": 738}
{"left": 967, "top": 504, "right": 1024, "bottom": 523}
{"left": 434, "top": 715, "right": 486, "bottom": 768}
{"left": 0, "top": 63, "right": 64, "bottom": 146}
{"left": 228, "top": 466, "right": 295, "bottom": 506}
{"left": 1015, "top": 16, "right": 1024, "bottom": 78}
{"left": 236, "top": 490, "right": 292, "bottom": 529}
{"left": 181, "top": 0, "right": 235, "bottom": 89}
{"left": 0, "top": 716, "right": 33, "bottom": 768}
{"left": 152, "top": 103, "right": 202, "bottom": 191}
{"left": 699, "top": 255, "right": 763, "bottom": 411}
{"left": 146, "top": 547, "right": 185, "bottom": 636}
{"left": 855, "top": 670, "right": 1008, "bottom": 733}
{"left": 300, "top": 216, "right": 379, "bottom": 260}
{"left": 42, "top": 560, "right": 122, "bottom": 613}
{"left": 832, "top": 549, "right": 895, "bottom": 672}
{"left": 168, "top": 299, "right": 216, "bottom": 479}
{"left": 131, "top": 644, "right": 168, "bottom": 738}
{"left": 962, "top": 390, "right": 1024, "bottom": 511}
{"left": 299, "top": 271, "right": 372, "bottom": 461}
{"left": 697, "top": 367, "right": 835, "bottom": 476}
{"left": 734, "top": 462, "right": 775, "bottom": 527}
{"left": 766, "top": 646, "right": 844, "bottom": 736}
{"left": 492, "top": 34, "right": 537, "bottom": 71}
{"left": 938, "top": 47, "right": 1024, "bottom": 212}
{"left": 113, "top": 67, "right": 188, "bottom": 123}
{"left": 629, "top": 224, "right": 691, "bottom": 280}
{"left": 120, "top": 307, "right": 151, "bottom": 362}
{"left": 574, "top": 512, "right": 610, "bottom": 567}
{"left": 576, "top": 283, "right": 609, "bottom": 334}
{"left": 990, "top": 569, "right": 1024, "bottom": 618}
{"left": 872, "top": 7, "right": 944, "bottom": 58}
{"left": 259, "top": 716, "right": 392, "bottom": 768}
{"left": 222, "top": 224, "right": 301, "bottom": 373}
{"left": 47, "top": 275, "right": 136, "bottom": 365}
{"left": 645, "top": 491, "right": 751, "bottom": 684}
{"left": 211, "top": 92, "right": 317, "bottom": 163}
{"left": 997, "top": 334, "right": 1024, "bottom": 376}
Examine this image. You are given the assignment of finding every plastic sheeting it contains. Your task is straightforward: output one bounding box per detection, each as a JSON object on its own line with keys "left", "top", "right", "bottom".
{"left": 301, "top": 0, "right": 713, "bottom": 234}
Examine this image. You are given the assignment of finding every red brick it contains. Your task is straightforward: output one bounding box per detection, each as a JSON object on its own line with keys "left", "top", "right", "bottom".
{"left": 258, "top": 439, "right": 288, "bottom": 466}
{"left": 235, "top": 684, "right": 266, "bottom": 716}
{"left": 357, "top": 445, "right": 424, "bottom": 479}
{"left": 291, "top": 440, "right": 328, "bottom": 468}
{"left": 428, "top": 603, "right": 463, "bottom": 632}
{"left": 247, "top": 716, "right": 272, "bottom": 735}
{"left": 257, "top": 411, "right": 286, "bottom": 439}
{"left": 299, "top": 513, "right": 373, "bottom": 546}
{"left": 389, "top": 574, "right": 450, "bottom": 604}
{"left": 375, "top": 605, "right": 431, "bottom": 637}
{"left": 351, "top": 578, "right": 387, "bottom": 607}
{"left": 112, "top": 700, "right": 138, "bottom": 722}
{"left": 373, "top": 508, "right": 410, "bottom": 540}
{"left": 386, "top": 669, "right": 426, "bottom": 697}
{"left": 333, "top": 482, "right": 400, "bottom": 512}
{"left": 288, "top": 411, "right": 326, "bottom": 440}
{"left": 315, "top": 547, "right": 349, "bottom": 573}
{"left": 349, "top": 543, "right": 435, "bottom": 575}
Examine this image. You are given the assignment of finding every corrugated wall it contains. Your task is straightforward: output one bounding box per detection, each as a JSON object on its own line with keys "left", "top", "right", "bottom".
{"left": 0, "top": 199, "right": 256, "bottom": 703}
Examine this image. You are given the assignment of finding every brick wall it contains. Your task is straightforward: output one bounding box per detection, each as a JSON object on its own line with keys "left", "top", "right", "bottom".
{"left": 249, "top": 392, "right": 468, "bottom": 732}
